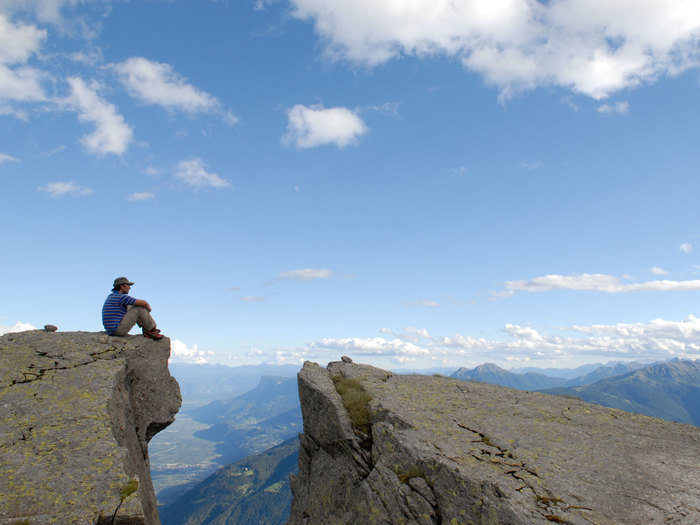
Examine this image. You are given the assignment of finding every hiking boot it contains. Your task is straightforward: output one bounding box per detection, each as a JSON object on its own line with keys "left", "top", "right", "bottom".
{"left": 143, "top": 327, "right": 164, "bottom": 340}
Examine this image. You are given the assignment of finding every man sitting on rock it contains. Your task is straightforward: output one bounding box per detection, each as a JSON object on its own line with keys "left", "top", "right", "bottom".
{"left": 102, "top": 277, "right": 164, "bottom": 340}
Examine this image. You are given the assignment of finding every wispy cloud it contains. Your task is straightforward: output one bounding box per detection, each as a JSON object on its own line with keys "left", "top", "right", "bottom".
{"left": 114, "top": 57, "right": 237, "bottom": 123}
{"left": 597, "top": 101, "right": 629, "bottom": 115}
{"left": 65, "top": 77, "right": 133, "bottom": 156}
{"left": 0, "top": 152, "right": 19, "bottom": 163}
{"left": 519, "top": 160, "right": 542, "bottom": 170}
{"left": 240, "top": 295, "right": 267, "bottom": 302}
{"left": 398, "top": 326, "right": 434, "bottom": 343}
{"left": 126, "top": 192, "right": 154, "bottom": 202}
{"left": 498, "top": 273, "right": 700, "bottom": 296}
{"left": 39, "top": 180, "right": 93, "bottom": 197}
{"left": 41, "top": 145, "right": 65, "bottom": 157}
{"left": 404, "top": 299, "right": 440, "bottom": 308}
{"left": 283, "top": 104, "right": 367, "bottom": 149}
{"left": 650, "top": 267, "right": 669, "bottom": 276}
{"left": 366, "top": 101, "right": 401, "bottom": 118}
{"left": 276, "top": 268, "right": 333, "bottom": 282}
{"left": 175, "top": 157, "right": 231, "bottom": 190}
{"left": 680, "top": 243, "right": 693, "bottom": 253}
{"left": 143, "top": 165, "right": 163, "bottom": 176}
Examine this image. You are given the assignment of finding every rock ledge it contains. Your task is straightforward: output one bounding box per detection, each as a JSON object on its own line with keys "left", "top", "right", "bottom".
{"left": 0, "top": 330, "right": 181, "bottom": 525}
{"left": 290, "top": 360, "right": 700, "bottom": 524}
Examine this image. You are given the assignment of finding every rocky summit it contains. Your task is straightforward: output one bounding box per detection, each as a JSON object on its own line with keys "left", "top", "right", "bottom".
{"left": 290, "top": 360, "right": 700, "bottom": 525}
{"left": 0, "top": 330, "right": 181, "bottom": 525}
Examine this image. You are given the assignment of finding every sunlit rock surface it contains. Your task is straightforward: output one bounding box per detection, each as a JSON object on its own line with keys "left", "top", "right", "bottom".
{"left": 0, "top": 331, "right": 181, "bottom": 525}
{"left": 290, "top": 360, "right": 700, "bottom": 524}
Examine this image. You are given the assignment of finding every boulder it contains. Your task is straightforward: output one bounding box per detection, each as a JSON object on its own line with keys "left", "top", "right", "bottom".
{"left": 0, "top": 331, "right": 181, "bottom": 525}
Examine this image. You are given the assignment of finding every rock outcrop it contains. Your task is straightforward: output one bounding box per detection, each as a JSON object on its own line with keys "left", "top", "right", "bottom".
{"left": 0, "top": 330, "right": 181, "bottom": 525}
{"left": 290, "top": 360, "right": 700, "bottom": 524}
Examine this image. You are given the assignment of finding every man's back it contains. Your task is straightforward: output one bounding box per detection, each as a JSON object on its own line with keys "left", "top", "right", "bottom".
{"left": 102, "top": 291, "right": 136, "bottom": 335}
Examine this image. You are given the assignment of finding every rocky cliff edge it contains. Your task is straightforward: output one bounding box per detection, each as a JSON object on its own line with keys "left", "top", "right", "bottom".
{"left": 290, "top": 360, "right": 700, "bottom": 525}
{"left": 0, "top": 330, "right": 181, "bottom": 525}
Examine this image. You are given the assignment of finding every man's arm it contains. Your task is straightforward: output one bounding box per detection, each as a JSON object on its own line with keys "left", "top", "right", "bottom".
{"left": 133, "top": 299, "right": 151, "bottom": 312}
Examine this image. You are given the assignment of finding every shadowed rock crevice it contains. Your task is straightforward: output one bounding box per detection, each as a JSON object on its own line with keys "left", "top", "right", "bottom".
{"left": 290, "top": 360, "right": 700, "bottom": 525}
{"left": 0, "top": 331, "right": 181, "bottom": 525}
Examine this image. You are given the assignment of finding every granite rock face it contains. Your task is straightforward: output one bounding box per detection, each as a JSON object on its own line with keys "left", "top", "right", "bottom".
{"left": 290, "top": 360, "right": 700, "bottom": 525}
{"left": 0, "top": 330, "right": 181, "bottom": 525}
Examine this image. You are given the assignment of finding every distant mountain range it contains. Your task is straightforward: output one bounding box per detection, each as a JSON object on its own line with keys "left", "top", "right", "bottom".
{"left": 451, "top": 361, "right": 649, "bottom": 390}
{"left": 452, "top": 363, "right": 567, "bottom": 390}
{"left": 159, "top": 438, "right": 298, "bottom": 525}
{"left": 542, "top": 360, "right": 700, "bottom": 426}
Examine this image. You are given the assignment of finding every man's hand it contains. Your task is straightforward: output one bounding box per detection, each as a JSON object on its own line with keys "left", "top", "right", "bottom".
{"left": 134, "top": 299, "right": 152, "bottom": 312}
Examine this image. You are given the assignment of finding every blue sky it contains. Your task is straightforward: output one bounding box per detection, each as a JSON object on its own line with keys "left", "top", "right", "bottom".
{"left": 1, "top": 0, "right": 699, "bottom": 369}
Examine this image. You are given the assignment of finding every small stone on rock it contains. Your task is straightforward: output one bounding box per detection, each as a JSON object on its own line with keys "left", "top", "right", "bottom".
{"left": 44, "top": 325, "right": 58, "bottom": 332}
{"left": 341, "top": 355, "right": 353, "bottom": 363}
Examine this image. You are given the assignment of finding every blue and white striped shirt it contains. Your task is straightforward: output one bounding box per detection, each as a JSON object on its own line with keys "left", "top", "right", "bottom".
{"left": 102, "top": 292, "right": 136, "bottom": 335}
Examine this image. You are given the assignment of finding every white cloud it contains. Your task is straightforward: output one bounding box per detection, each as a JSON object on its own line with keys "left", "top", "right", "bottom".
{"left": 39, "top": 180, "right": 93, "bottom": 197}
{"left": 290, "top": 0, "right": 700, "bottom": 100}
{"left": 680, "top": 243, "right": 693, "bottom": 253}
{"left": 500, "top": 272, "right": 700, "bottom": 295}
{"left": 276, "top": 268, "right": 333, "bottom": 281}
{"left": 114, "top": 57, "right": 236, "bottom": 122}
{"left": 65, "top": 77, "right": 133, "bottom": 156}
{"left": 398, "top": 326, "right": 435, "bottom": 343}
{"left": 283, "top": 104, "right": 367, "bottom": 149}
{"left": 261, "top": 314, "right": 700, "bottom": 366}
{"left": 438, "top": 315, "right": 700, "bottom": 361}
{"left": 0, "top": 321, "right": 36, "bottom": 335}
{"left": 404, "top": 299, "right": 440, "bottom": 308}
{"left": 171, "top": 339, "right": 214, "bottom": 364}
{"left": 0, "top": 15, "right": 46, "bottom": 107}
{"left": 0, "top": 0, "right": 86, "bottom": 25}
{"left": 0, "top": 14, "right": 46, "bottom": 64}
{"left": 308, "top": 336, "right": 431, "bottom": 358}
{"left": 651, "top": 267, "right": 669, "bottom": 275}
{"left": 174, "top": 157, "right": 231, "bottom": 189}
{"left": 597, "top": 101, "right": 629, "bottom": 114}
{"left": 0, "top": 152, "right": 19, "bottom": 163}
{"left": 126, "top": 192, "right": 154, "bottom": 202}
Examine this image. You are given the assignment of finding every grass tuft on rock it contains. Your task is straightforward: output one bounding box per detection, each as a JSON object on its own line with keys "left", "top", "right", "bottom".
{"left": 332, "top": 375, "right": 372, "bottom": 437}
{"left": 395, "top": 466, "right": 424, "bottom": 484}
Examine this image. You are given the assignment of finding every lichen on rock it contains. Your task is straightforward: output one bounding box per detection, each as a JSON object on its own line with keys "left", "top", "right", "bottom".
{"left": 290, "top": 359, "right": 700, "bottom": 524}
{"left": 0, "top": 331, "right": 181, "bottom": 525}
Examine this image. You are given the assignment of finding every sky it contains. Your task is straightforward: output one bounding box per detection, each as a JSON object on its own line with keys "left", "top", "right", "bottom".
{"left": 1, "top": 0, "right": 699, "bottom": 370}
